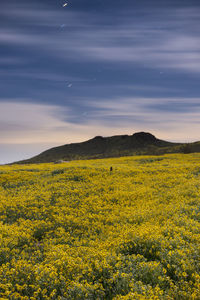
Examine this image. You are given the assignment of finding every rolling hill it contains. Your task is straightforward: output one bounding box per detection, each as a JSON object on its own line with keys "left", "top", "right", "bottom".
{"left": 14, "top": 131, "right": 198, "bottom": 164}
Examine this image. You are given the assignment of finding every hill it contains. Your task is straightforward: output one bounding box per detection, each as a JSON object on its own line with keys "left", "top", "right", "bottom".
{"left": 14, "top": 131, "right": 200, "bottom": 164}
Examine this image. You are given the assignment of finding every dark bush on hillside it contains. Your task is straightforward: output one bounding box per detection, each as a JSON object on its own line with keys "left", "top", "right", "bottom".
{"left": 181, "top": 144, "right": 192, "bottom": 154}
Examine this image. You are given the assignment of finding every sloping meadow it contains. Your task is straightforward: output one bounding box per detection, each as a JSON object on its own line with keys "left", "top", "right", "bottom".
{"left": 0, "top": 154, "right": 200, "bottom": 299}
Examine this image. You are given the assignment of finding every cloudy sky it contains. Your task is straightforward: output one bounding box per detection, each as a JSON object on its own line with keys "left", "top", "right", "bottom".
{"left": 1, "top": 0, "right": 200, "bottom": 163}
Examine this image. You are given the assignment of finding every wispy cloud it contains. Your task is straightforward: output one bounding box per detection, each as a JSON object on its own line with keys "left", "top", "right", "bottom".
{"left": 0, "top": 96, "right": 200, "bottom": 164}
{"left": 0, "top": 101, "right": 69, "bottom": 144}
{"left": 0, "top": 101, "right": 131, "bottom": 144}
{"left": 1, "top": 5, "right": 200, "bottom": 73}
{"left": 1, "top": 2, "right": 200, "bottom": 163}
{"left": 82, "top": 96, "right": 200, "bottom": 141}
{"left": 1, "top": 97, "right": 200, "bottom": 146}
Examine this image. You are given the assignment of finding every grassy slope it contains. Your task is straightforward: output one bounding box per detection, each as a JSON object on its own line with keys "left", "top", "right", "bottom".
{"left": 1, "top": 154, "right": 200, "bottom": 299}
{"left": 16, "top": 132, "right": 183, "bottom": 164}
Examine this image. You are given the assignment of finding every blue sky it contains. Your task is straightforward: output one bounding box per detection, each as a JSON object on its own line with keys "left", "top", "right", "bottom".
{"left": 1, "top": 0, "right": 200, "bottom": 163}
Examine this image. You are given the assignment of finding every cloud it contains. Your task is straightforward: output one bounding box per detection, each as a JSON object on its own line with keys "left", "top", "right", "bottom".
{"left": 83, "top": 96, "right": 200, "bottom": 142}
{"left": 0, "top": 101, "right": 133, "bottom": 145}
{"left": 0, "top": 97, "right": 200, "bottom": 163}
{"left": 0, "top": 100, "right": 138, "bottom": 163}
{"left": 2, "top": 97, "right": 199, "bottom": 144}
{"left": 77, "top": 31, "right": 200, "bottom": 73}
{"left": 1, "top": 2, "right": 200, "bottom": 163}
{"left": 1, "top": 5, "right": 200, "bottom": 74}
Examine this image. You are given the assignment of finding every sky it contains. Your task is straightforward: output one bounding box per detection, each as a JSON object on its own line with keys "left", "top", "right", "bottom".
{"left": 1, "top": 0, "right": 200, "bottom": 163}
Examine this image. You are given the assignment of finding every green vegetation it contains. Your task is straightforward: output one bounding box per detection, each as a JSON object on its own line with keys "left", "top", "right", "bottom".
{"left": 1, "top": 154, "right": 200, "bottom": 299}
{"left": 15, "top": 132, "right": 200, "bottom": 165}
{"left": 15, "top": 132, "right": 182, "bottom": 164}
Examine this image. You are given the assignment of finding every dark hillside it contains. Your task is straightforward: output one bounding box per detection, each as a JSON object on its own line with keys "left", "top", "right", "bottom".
{"left": 15, "top": 132, "right": 184, "bottom": 164}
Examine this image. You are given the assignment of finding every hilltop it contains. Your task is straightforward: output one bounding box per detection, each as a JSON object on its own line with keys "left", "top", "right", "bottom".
{"left": 14, "top": 131, "right": 197, "bottom": 164}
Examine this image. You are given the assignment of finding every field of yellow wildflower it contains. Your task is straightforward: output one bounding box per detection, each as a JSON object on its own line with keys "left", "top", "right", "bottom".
{"left": 0, "top": 154, "right": 200, "bottom": 299}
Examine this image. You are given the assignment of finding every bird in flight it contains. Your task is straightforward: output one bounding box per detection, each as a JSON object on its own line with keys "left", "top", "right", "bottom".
{"left": 63, "top": 3, "right": 68, "bottom": 7}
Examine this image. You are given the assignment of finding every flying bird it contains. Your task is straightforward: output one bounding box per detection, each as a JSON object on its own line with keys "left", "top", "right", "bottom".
{"left": 63, "top": 3, "right": 68, "bottom": 7}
